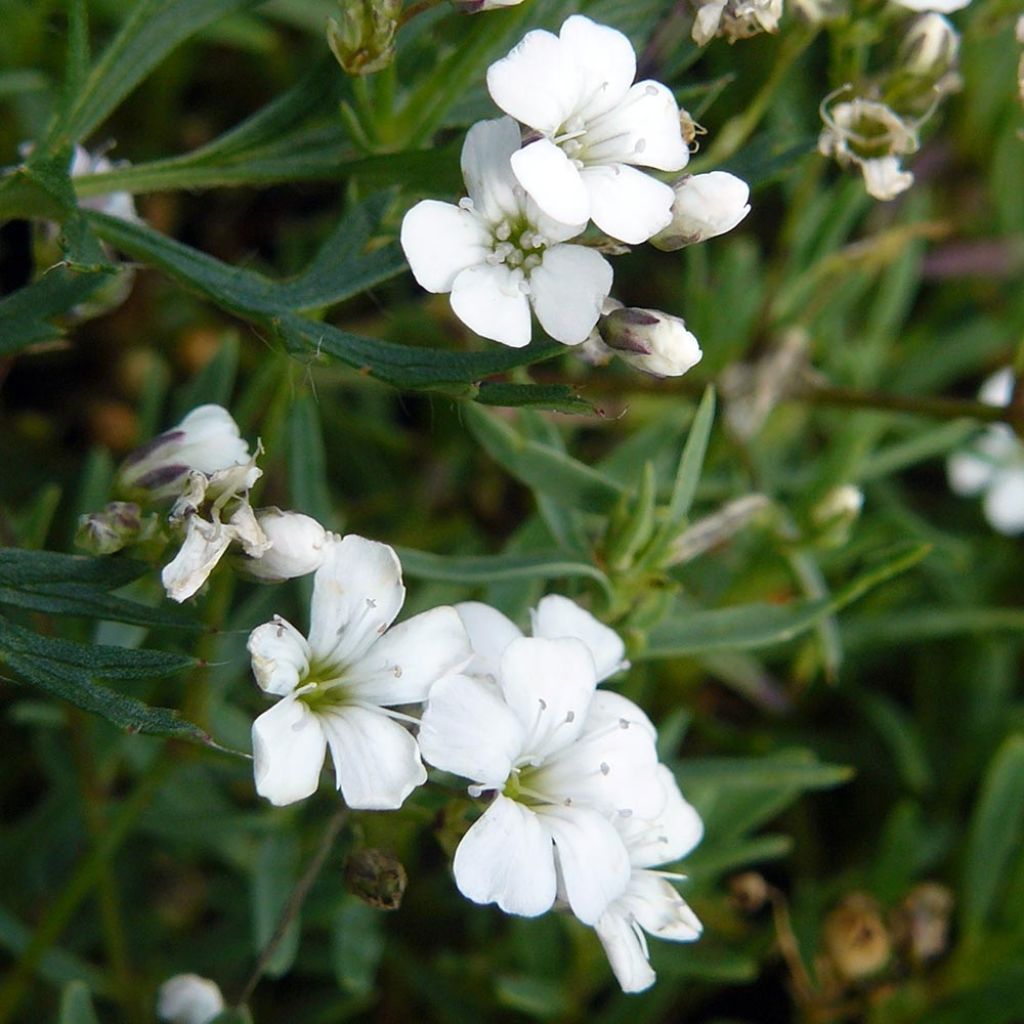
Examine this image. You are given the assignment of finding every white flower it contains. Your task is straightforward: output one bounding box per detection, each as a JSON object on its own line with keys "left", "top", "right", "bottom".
{"left": 418, "top": 637, "right": 663, "bottom": 924}
{"left": 118, "top": 404, "right": 254, "bottom": 504}
{"left": 486, "top": 15, "right": 689, "bottom": 243}
{"left": 651, "top": 172, "right": 751, "bottom": 250}
{"left": 899, "top": 14, "right": 959, "bottom": 76}
{"left": 890, "top": 0, "right": 969, "bottom": 12}
{"left": 70, "top": 145, "right": 139, "bottom": 223}
{"left": 818, "top": 96, "right": 918, "bottom": 201}
{"left": 595, "top": 766, "right": 704, "bottom": 992}
{"left": 240, "top": 508, "right": 329, "bottom": 581}
{"left": 247, "top": 535, "right": 471, "bottom": 809}
{"left": 693, "top": 0, "right": 784, "bottom": 46}
{"left": 401, "top": 117, "right": 613, "bottom": 347}
{"left": 156, "top": 974, "right": 224, "bottom": 1024}
{"left": 947, "top": 369, "right": 1024, "bottom": 535}
{"left": 596, "top": 304, "right": 703, "bottom": 378}
{"left": 456, "top": 594, "right": 629, "bottom": 684}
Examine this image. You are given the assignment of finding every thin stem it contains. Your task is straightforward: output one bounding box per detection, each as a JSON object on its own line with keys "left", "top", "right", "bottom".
{"left": 234, "top": 807, "right": 349, "bottom": 1007}
{"left": 0, "top": 754, "right": 169, "bottom": 1024}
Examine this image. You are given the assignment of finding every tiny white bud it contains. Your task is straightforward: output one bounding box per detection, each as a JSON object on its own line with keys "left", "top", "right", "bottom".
{"left": 651, "top": 172, "right": 751, "bottom": 251}
{"left": 156, "top": 973, "right": 224, "bottom": 1024}
{"left": 241, "top": 509, "right": 329, "bottom": 581}
{"left": 899, "top": 13, "right": 959, "bottom": 76}
{"left": 599, "top": 307, "right": 703, "bottom": 378}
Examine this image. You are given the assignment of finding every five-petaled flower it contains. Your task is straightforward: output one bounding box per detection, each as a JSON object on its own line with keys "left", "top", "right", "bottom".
{"left": 248, "top": 535, "right": 471, "bottom": 809}
{"left": 401, "top": 116, "right": 613, "bottom": 347}
{"left": 486, "top": 15, "right": 689, "bottom": 243}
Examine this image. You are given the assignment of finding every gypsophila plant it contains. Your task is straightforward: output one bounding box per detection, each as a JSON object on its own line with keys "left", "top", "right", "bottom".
{"left": 1, "top": 0, "right": 1023, "bottom": 1021}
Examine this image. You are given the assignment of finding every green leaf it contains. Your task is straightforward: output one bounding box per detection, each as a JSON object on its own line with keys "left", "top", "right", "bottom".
{"left": 252, "top": 833, "right": 301, "bottom": 977}
{"left": 60, "top": 0, "right": 90, "bottom": 131}
{"left": 0, "top": 268, "right": 112, "bottom": 355}
{"left": 961, "top": 734, "right": 1024, "bottom": 936}
{"left": 0, "top": 907, "right": 109, "bottom": 995}
{"left": 677, "top": 755, "right": 853, "bottom": 792}
{"left": 0, "top": 548, "right": 148, "bottom": 588}
{"left": 58, "top": 0, "right": 267, "bottom": 143}
{"left": 332, "top": 899, "right": 384, "bottom": 997}
{"left": 58, "top": 981, "right": 99, "bottom": 1024}
{"left": 640, "top": 542, "right": 929, "bottom": 659}
{"left": 663, "top": 385, "right": 716, "bottom": 532}
{"left": 476, "top": 382, "right": 595, "bottom": 415}
{"left": 396, "top": 547, "right": 613, "bottom": 599}
{"left": 463, "top": 404, "right": 626, "bottom": 514}
{"left": 287, "top": 395, "right": 338, "bottom": 530}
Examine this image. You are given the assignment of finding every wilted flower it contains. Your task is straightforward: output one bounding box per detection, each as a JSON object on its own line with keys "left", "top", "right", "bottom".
{"left": 418, "top": 638, "right": 663, "bottom": 924}
{"left": 594, "top": 766, "right": 704, "bottom": 992}
{"left": 75, "top": 501, "right": 145, "bottom": 555}
{"left": 156, "top": 974, "right": 224, "bottom": 1024}
{"left": 946, "top": 368, "right": 1024, "bottom": 535}
{"left": 650, "top": 171, "right": 751, "bottom": 251}
{"left": 401, "top": 117, "right": 613, "bottom": 346}
{"left": 486, "top": 15, "right": 689, "bottom": 243}
{"left": 596, "top": 303, "right": 703, "bottom": 378}
{"left": 248, "top": 535, "right": 471, "bottom": 809}
{"left": 692, "top": 0, "right": 784, "bottom": 46}
{"left": 818, "top": 94, "right": 919, "bottom": 201}
{"left": 822, "top": 893, "right": 892, "bottom": 981}
{"left": 239, "top": 508, "right": 329, "bottom": 581}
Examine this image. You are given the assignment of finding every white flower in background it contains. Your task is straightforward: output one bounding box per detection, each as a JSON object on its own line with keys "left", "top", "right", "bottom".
{"left": 156, "top": 974, "right": 224, "bottom": 1024}
{"left": 818, "top": 95, "right": 919, "bottom": 201}
{"left": 248, "top": 535, "right": 471, "bottom": 809}
{"left": 401, "top": 117, "right": 613, "bottom": 347}
{"left": 240, "top": 508, "right": 329, "bottom": 581}
{"left": 595, "top": 766, "right": 704, "bottom": 992}
{"left": 890, "top": 0, "right": 969, "bottom": 12}
{"left": 692, "top": 0, "right": 784, "bottom": 46}
{"left": 456, "top": 594, "right": 629, "bottom": 684}
{"left": 70, "top": 145, "right": 139, "bottom": 222}
{"left": 486, "top": 15, "right": 689, "bottom": 243}
{"left": 947, "top": 368, "right": 1024, "bottom": 535}
{"left": 650, "top": 171, "right": 751, "bottom": 251}
{"left": 592, "top": 301, "right": 703, "bottom": 378}
{"left": 418, "top": 636, "right": 664, "bottom": 924}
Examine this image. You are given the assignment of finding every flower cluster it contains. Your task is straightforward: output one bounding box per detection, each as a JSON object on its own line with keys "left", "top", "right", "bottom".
{"left": 400, "top": 15, "right": 749, "bottom": 371}
{"left": 947, "top": 368, "right": 1024, "bottom": 535}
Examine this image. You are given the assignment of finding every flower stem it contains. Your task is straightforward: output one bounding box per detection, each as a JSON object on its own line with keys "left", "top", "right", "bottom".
{"left": 234, "top": 807, "right": 349, "bottom": 1007}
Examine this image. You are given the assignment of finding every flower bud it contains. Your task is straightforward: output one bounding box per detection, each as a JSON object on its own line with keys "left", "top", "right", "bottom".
{"left": 156, "top": 974, "right": 224, "bottom": 1024}
{"left": 452, "top": 0, "right": 525, "bottom": 11}
{"left": 651, "top": 172, "right": 751, "bottom": 251}
{"left": 240, "top": 509, "right": 329, "bottom": 581}
{"left": 75, "top": 501, "right": 144, "bottom": 555}
{"left": 327, "top": 0, "right": 401, "bottom": 75}
{"left": 822, "top": 893, "right": 892, "bottom": 982}
{"left": 117, "top": 405, "right": 251, "bottom": 504}
{"left": 344, "top": 847, "right": 407, "bottom": 910}
{"left": 890, "top": 882, "right": 953, "bottom": 965}
{"left": 899, "top": 14, "right": 959, "bottom": 77}
{"left": 598, "top": 306, "right": 703, "bottom": 378}
{"left": 729, "top": 871, "right": 770, "bottom": 914}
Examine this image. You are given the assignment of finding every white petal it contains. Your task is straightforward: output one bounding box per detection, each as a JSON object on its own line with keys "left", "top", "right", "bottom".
{"left": 418, "top": 673, "right": 523, "bottom": 787}
{"left": 559, "top": 15, "right": 636, "bottom": 122}
{"left": 156, "top": 973, "right": 225, "bottom": 1024}
{"left": 984, "top": 470, "right": 1024, "bottom": 535}
{"left": 347, "top": 605, "right": 472, "bottom": 706}
{"left": 461, "top": 116, "right": 523, "bottom": 223}
{"left": 400, "top": 200, "right": 491, "bottom": 293}
{"left": 511, "top": 140, "right": 591, "bottom": 228}
{"left": 499, "top": 637, "right": 596, "bottom": 762}
{"left": 244, "top": 509, "right": 327, "bottom": 581}
{"left": 486, "top": 28, "right": 580, "bottom": 134}
{"left": 860, "top": 156, "right": 913, "bottom": 201}
{"left": 227, "top": 501, "right": 270, "bottom": 558}
{"left": 251, "top": 696, "right": 327, "bottom": 807}
{"left": 175, "top": 405, "right": 251, "bottom": 475}
{"left": 586, "top": 81, "right": 688, "bottom": 172}
{"left": 530, "top": 244, "right": 613, "bottom": 345}
{"left": 580, "top": 164, "right": 675, "bottom": 244}
{"left": 450, "top": 264, "right": 533, "bottom": 347}
{"left": 538, "top": 804, "right": 630, "bottom": 925}
{"left": 456, "top": 601, "right": 524, "bottom": 681}
{"left": 319, "top": 706, "right": 426, "bottom": 810}
{"left": 161, "top": 515, "right": 235, "bottom": 603}
{"left": 453, "top": 795, "right": 557, "bottom": 916}
{"left": 622, "top": 870, "right": 703, "bottom": 941}
{"left": 530, "top": 594, "right": 627, "bottom": 683}
{"left": 979, "top": 368, "right": 1014, "bottom": 408}
{"left": 307, "top": 535, "right": 405, "bottom": 672}
{"left": 595, "top": 907, "right": 656, "bottom": 993}
{"left": 534, "top": 691, "right": 662, "bottom": 818}
{"left": 891, "top": 0, "right": 970, "bottom": 11}
{"left": 693, "top": 0, "right": 727, "bottom": 44}
{"left": 619, "top": 765, "right": 704, "bottom": 867}
{"left": 947, "top": 449, "right": 996, "bottom": 497}
{"left": 247, "top": 615, "right": 311, "bottom": 696}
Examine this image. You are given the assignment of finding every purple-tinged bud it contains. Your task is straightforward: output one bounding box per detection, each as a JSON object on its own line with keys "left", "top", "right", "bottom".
{"left": 598, "top": 306, "right": 703, "bottom": 378}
